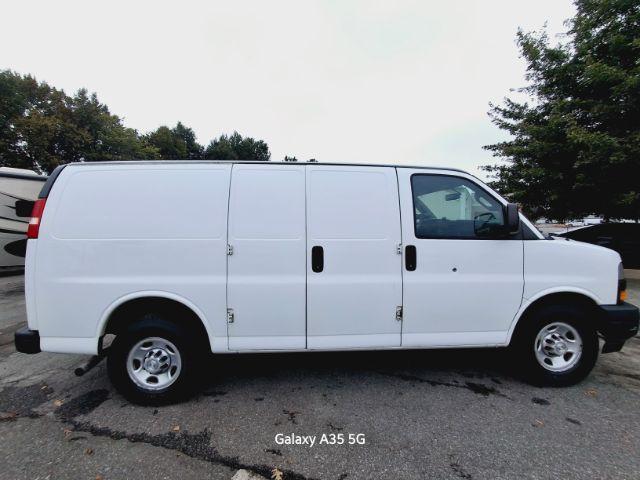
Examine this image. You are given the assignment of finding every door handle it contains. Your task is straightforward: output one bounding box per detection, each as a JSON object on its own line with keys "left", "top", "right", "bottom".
{"left": 312, "top": 246, "right": 324, "bottom": 272}
{"left": 405, "top": 245, "right": 416, "bottom": 271}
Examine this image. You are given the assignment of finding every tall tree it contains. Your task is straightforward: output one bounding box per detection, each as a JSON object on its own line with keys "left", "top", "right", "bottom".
{"left": 173, "top": 122, "right": 204, "bottom": 159}
{"left": 0, "top": 72, "right": 87, "bottom": 172}
{"left": 484, "top": 0, "right": 640, "bottom": 221}
{"left": 144, "top": 122, "right": 204, "bottom": 160}
{"left": 0, "top": 71, "right": 158, "bottom": 173}
{"left": 204, "top": 131, "right": 270, "bottom": 161}
{"left": 144, "top": 126, "right": 188, "bottom": 160}
{"left": 0, "top": 71, "right": 272, "bottom": 172}
{"left": 71, "top": 89, "right": 159, "bottom": 163}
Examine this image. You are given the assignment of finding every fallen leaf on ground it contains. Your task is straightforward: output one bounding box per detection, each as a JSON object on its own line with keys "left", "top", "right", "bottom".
{"left": 585, "top": 389, "right": 598, "bottom": 397}
{"left": 271, "top": 467, "right": 284, "bottom": 480}
{"left": 172, "top": 425, "right": 180, "bottom": 432}
{"left": 63, "top": 428, "right": 72, "bottom": 437}
{"left": 532, "top": 419, "right": 544, "bottom": 427}
{"left": 53, "top": 399, "right": 64, "bottom": 407}
{"left": 96, "top": 475, "right": 104, "bottom": 480}
{"left": 85, "top": 447, "right": 94, "bottom": 455}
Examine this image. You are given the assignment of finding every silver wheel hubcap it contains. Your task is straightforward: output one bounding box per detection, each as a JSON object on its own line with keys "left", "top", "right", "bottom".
{"left": 126, "top": 337, "right": 182, "bottom": 391}
{"left": 534, "top": 322, "right": 583, "bottom": 372}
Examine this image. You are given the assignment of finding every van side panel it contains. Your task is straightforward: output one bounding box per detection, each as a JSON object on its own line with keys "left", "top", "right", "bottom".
{"left": 227, "top": 164, "right": 307, "bottom": 350}
{"left": 33, "top": 164, "right": 231, "bottom": 354}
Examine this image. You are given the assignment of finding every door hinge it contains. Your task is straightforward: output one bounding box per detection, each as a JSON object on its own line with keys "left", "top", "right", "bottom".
{"left": 227, "top": 308, "right": 235, "bottom": 324}
{"left": 227, "top": 244, "right": 234, "bottom": 255}
{"left": 395, "top": 306, "right": 403, "bottom": 322}
{"left": 397, "top": 243, "right": 402, "bottom": 255}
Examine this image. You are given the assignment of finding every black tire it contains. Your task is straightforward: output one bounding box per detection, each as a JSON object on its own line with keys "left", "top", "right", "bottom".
{"left": 511, "top": 303, "right": 599, "bottom": 387}
{"left": 107, "top": 314, "right": 204, "bottom": 405}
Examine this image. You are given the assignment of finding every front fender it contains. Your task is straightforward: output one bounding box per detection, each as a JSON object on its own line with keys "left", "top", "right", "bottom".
{"left": 505, "top": 286, "right": 602, "bottom": 344}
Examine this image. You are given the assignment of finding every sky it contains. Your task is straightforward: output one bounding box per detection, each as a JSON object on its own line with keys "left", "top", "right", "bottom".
{"left": 0, "top": 0, "right": 575, "bottom": 179}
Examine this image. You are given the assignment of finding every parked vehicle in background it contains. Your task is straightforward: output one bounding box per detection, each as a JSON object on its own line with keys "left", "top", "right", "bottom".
{"left": 558, "top": 223, "right": 640, "bottom": 269}
{"left": 0, "top": 167, "right": 47, "bottom": 272}
{"left": 14, "top": 161, "right": 639, "bottom": 404}
{"left": 553, "top": 216, "right": 603, "bottom": 228}
{"left": 584, "top": 215, "right": 604, "bottom": 226}
{"left": 565, "top": 220, "right": 584, "bottom": 227}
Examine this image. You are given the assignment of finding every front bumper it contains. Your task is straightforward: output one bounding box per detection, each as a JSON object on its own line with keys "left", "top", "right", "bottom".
{"left": 14, "top": 327, "right": 41, "bottom": 354}
{"left": 597, "top": 302, "right": 639, "bottom": 353}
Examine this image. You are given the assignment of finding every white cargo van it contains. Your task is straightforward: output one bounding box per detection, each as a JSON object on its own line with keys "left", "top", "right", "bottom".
{"left": 15, "top": 162, "right": 638, "bottom": 403}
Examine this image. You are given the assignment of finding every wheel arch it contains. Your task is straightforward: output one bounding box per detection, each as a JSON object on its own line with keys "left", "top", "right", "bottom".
{"left": 98, "top": 292, "right": 214, "bottom": 353}
{"left": 507, "top": 289, "right": 601, "bottom": 345}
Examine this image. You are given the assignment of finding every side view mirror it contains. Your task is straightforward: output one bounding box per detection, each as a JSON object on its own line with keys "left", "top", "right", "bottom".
{"left": 506, "top": 203, "right": 520, "bottom": 234}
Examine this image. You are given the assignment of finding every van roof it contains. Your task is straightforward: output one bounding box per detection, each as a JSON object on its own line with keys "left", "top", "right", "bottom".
{"left": 40, "top": 161, "right": 474, "bottom": 199}
{"left": 59, "top": 160, "right": 469, "bottom": 174}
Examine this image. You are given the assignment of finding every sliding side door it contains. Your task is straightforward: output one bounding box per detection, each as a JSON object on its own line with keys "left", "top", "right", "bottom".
{"left": 306, "top": 165, "right": 403, "bottom": 349}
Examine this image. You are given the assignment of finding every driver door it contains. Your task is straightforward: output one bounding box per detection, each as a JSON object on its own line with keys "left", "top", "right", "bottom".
{"left": 397, "top": 169, "right": 524, "bottom": 347}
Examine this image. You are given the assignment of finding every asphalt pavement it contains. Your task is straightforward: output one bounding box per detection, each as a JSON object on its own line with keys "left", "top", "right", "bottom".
{"left": 1, "top": 272, "right": 639, "bottom": 480}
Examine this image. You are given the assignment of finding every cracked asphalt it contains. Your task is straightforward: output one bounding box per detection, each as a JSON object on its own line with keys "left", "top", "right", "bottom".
{"left": 1, "top": 272, "right": 639, "bottom": 480}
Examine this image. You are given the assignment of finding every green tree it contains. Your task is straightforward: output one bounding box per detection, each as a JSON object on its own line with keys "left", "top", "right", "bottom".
{"left": 484, "top": 0, "right": 640, "bottom": 221}
{"left": 173, "top": 122, "right": 204, "bottom": 159}
{"left": 0, "top": 71, "right": 272, "bottom": 172}
{"left": 144, "top": 126, "right": 188, "bottom": 160}
{"left": 0, "top": 72, "right": 87, "bottom": 172}
{"left": 0, "top": 71, "right": 158, "bottom": 173}
{"left": 72, "top": 89, "right": 159, "bottom": 162}
{"left": 144, "top": 122, "right": 204, "bottom": 160}
{"left": 204, "top": 131, "right": 270, "bottom": 161}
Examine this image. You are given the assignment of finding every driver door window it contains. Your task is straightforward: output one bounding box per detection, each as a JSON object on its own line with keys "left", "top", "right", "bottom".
{"left": 411, "top": 175, "right": 504, "bottom": 239}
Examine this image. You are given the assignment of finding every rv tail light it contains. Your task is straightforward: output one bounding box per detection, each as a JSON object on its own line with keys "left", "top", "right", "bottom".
{"left": 27, "top": 198, "right": 47, "bottom": 239}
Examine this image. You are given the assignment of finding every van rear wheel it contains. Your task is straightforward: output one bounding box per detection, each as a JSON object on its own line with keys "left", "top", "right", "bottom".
{"left": 107, "top": 315, "right": 202, "bottom": 404}
{"left": 512, "top": 304, "right": 599, "bottom": 386}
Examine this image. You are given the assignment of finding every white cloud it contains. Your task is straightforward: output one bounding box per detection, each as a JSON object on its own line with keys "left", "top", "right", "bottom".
{"left": 0, "top": 0, "right": 575, "bottom": 178}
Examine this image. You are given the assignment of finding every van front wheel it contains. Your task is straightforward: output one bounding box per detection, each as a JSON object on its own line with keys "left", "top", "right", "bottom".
{"left": 107, "top": 315, "right": 201, "bottom": 404}
{"left": 513, "top": 304, "right": 599, "bottom": 386}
